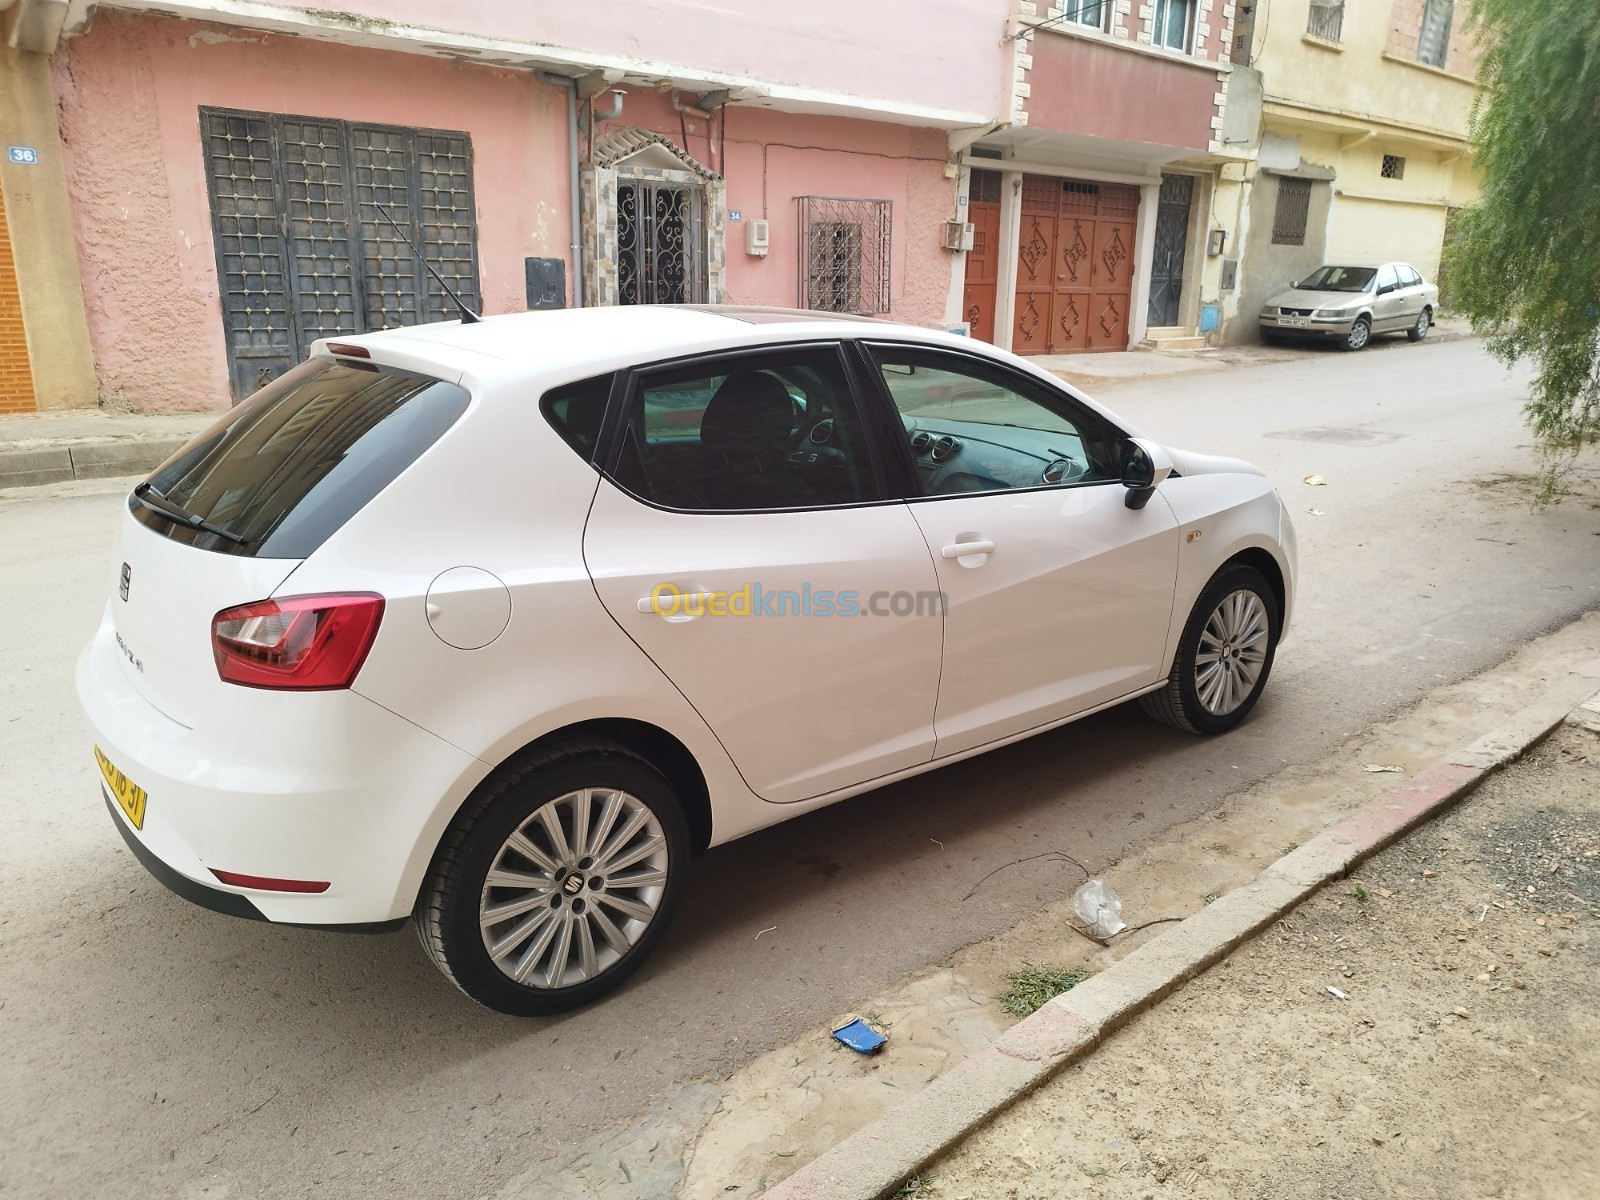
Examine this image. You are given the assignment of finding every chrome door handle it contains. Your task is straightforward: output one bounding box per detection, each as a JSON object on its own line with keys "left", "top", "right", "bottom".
{"left": 941, "top": 540, "right": 995, "bottom": 559}
{"left": 637, "top": 591, "right": 717, "bottom": 621}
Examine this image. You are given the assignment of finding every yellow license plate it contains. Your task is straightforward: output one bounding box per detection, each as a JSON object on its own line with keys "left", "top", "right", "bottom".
{"left": 95, "top": 745, "right": 148, "bottom": 830}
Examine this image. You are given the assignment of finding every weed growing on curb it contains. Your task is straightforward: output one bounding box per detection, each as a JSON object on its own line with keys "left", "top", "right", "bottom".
{"left": 998, "top": 964, "right": 1091, "bottom": 1018}
{"left": 1350, "top": 884, "right": 1371, "bottom": 903}
{"left": 892, "top": 1172, "right": 936, "bottom": 1197}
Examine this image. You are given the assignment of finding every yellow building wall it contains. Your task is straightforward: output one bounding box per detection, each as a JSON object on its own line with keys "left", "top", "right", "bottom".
{"left": 1257, "top": 0, "right": 1478, "bottom": 141}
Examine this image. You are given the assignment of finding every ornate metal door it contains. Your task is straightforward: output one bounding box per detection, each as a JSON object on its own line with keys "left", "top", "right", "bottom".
{"left": 962, "top": 169, "right": 1002, "bottom": 343}
{"left": 617, "top": 180, "right": 705, "bottom": 305}
{"left": 202, "top": 107, "right": 479, "bottom": 402}
{"left": 1088, "top": 186, "right": 1138, "bottom": 351}
{"left": 1147, "top": 173, "right": 1193, "bottom": 328}
{"left": 1012, "top": 176, "right": 1060, "bottom": 353}
{"left": 1014, "top": 176, "right": 1139, "bottom": 355}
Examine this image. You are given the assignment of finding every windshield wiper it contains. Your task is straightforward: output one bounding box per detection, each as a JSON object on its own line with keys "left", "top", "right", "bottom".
{"left": 132, "top": 482, "right": 250, "bottom": 546}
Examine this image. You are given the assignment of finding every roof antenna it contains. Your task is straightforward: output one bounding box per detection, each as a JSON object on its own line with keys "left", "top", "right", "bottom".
{"left": 371, "top": 200, "right": 481, "bottom": 324}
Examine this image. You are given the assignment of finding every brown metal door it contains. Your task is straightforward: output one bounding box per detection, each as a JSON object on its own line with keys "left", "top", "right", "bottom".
{"left": 1014, "top": 176, "right": 1139, "bottom": 355}
{"left": 1051, "top": 205, "right": 1093, "bottom": 353}
{"left": 1012, "top": 175, "right": 1059, "bottom": 353}
{"left": 962, "top": 169, "right": 1002, "bottom": 343}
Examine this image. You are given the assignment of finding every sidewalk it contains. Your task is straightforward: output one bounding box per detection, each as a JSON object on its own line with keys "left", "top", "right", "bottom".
{"left": 923, "top": 716, "right": 1599, "bottom": 1199}
{"left": 0, "top": 408, "right": 215, "bottom": 490}
{"left": 0, "top": 316, "right": 1479, "bottom": 491}
{"left": 1039, "top": 312, "right": 1476, "bottom": 392}
{"left": 760, "top": 666, "right": 1600, "bottom": 1200}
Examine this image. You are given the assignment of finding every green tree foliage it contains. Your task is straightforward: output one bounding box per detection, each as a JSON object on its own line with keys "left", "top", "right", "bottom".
{"left": 1448, "top": 0, "right": 1600, "bottom": 498}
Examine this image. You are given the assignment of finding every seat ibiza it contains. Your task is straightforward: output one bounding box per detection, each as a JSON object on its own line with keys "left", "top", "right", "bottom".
{"left": 78, "top": 306, "right": 1295, "bottom": 1015}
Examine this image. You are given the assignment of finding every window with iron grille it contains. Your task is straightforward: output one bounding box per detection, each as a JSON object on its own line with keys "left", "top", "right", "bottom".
{"left": 797, "top": 197, "right": 891, "bottom": 315}
{"left": 1417, "top": 0, "right": 1454, "bottom": 67}
{"left": 1306, "top": 0, "right": 1344, "bottom": 42}
{"left": 1271, "top": 177, "right": 1312, "bottom": 246}
{"left": 1381, "top": 154, "right": 1406, "bottom": 180}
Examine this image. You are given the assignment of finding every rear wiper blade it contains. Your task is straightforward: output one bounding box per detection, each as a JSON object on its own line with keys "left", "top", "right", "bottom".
{"left": 132, "top": 482, "right": 249, "bottom": 546}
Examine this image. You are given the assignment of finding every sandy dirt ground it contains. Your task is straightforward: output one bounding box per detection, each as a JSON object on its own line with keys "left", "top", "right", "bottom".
{"left": 923, "top": 722, "right": 1600, "bottom": 1200}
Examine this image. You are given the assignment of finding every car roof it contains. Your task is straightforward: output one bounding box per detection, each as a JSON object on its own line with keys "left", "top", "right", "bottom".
{"left": 1309, "top": 261, "right": 1415, "bottom": 271}
{"left": 310, "top": 305, "right": 963, "bottom": 385}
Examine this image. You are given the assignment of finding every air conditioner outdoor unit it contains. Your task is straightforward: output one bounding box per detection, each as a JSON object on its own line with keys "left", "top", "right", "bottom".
{"left": 744, "top": 219, "right": 770, "bottom": 257}
{"left": 943, "top": 220, "right": 974, "bottom": 252}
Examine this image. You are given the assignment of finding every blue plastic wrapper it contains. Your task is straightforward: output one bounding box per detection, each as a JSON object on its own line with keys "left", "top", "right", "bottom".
{"left": 832, "top": 1018, "right": 887, "bottom": 1055}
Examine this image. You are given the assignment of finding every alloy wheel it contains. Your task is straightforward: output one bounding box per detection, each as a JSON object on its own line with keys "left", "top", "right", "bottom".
{"left": 1193, "top": 589, "right": 1270, "bottom": 716}
{"left": 478, "top": 787, "right": 669, "bottom": 989}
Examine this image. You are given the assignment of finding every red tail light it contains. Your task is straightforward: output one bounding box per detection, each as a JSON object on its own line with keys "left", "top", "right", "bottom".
{"left": 210, "top": 869, "right": 331, "bottom": 893}
{"left": 212, "top": 593, "right": 385, "bottom": 690}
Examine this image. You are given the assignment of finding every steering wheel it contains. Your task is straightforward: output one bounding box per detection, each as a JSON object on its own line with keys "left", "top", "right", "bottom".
{"left": 786, "top": 417, "right": 850, "bottom": 473}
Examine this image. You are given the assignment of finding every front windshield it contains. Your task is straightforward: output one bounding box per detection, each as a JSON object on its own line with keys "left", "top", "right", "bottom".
{"left": 1298, "top": 265, "right": 1376, "bottom": 293}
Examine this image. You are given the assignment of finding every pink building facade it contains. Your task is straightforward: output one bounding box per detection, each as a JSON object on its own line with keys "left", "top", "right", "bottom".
{"left": 12, "top": 0, "right": 1250, "bottom": 411}
{"left": 959, "top": 2, "right": 1247, "bottom": 357}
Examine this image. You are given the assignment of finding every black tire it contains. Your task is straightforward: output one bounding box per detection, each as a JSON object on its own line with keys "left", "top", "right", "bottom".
{"left": 1342, "top": 316, "right": 1372, "bottom": 352}
{"left": 1406, "top": 307, "right": 1431, "bottom": 342}
{"left": 1260, "top": 331, "right": 1286, "bottom": 347}
{"left": 416, "top": 740, "right": 691, "bottom": 1016}
{"left": 1140, "top": 563, "right": 1281, "bottom": 735}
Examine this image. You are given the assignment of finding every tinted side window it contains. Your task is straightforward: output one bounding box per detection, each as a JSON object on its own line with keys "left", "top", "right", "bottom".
{"left": 615, "top": 345, "right": 879, "bottom": 511}
{"left": 867, "top": 345, "right": 1122, "bottom": 496}
{"left": 135, "top": 358, "right": 469, "bottom": 558}
{"left": 541, "top": 372, "right": 615, "bottom": 461}
{"left": 1377, "top": 265, "right": 1400, "bottom": 292}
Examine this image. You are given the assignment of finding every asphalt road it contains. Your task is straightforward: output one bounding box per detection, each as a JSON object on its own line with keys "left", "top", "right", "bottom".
{"left": 4, "top": 336, "right": 1599, "bottom": 1199}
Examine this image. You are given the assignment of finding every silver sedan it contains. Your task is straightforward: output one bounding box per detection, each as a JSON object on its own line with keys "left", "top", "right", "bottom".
{"left": 1259, "top": 262, "right": 1438, "bottom": 351}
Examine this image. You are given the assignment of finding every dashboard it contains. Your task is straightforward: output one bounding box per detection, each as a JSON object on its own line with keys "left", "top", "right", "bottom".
{"left": 899, "top": 416, "right": 1098, "bottom": 495}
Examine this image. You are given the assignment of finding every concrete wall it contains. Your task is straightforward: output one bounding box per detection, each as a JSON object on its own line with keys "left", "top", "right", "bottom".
{"left": 95, "top": 0, "right": 1009, "bottom": 124}
{"left": 1228, "top": 168, "right": 1333, "bottom": 344}
{"left": 53, "top": 10, "right": 959, "bottom": 412}
{"left": 0, "top": 46, "right": 98, "bottom": 411}
{"left": 1257, "top": 0, "right": 1479, "bottom": 135}
{"left": 1025, "top": 29, "right": 1224, "bottom": 152}
{"left": 53, "top": 10, "right": 568, "bottom": 412}
{"left": 605, "top": 90, "right": 955, "bottom": 323}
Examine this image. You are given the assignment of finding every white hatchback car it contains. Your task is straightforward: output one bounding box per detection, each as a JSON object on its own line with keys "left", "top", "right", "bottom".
{"left": 78, "top": 306, "right": 1295, "bottom": 1015}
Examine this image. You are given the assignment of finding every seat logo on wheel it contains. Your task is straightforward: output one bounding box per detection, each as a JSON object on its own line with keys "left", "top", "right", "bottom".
{"left": 562, "top": 874, "right": 584, "bottom": 895}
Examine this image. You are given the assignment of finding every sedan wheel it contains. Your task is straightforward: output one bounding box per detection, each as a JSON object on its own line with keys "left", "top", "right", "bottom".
{"left": 1406, "top": 308, "right": 1431, "bottom": 342}
{"left": 1141, "top": 563, "right": 1280, "bottom": 735}
{"left": 1342, "top": 317, "right": 1371, "bottom": 352}
{"left": 417, "top": 741, "right": 690, "bottom": 1015}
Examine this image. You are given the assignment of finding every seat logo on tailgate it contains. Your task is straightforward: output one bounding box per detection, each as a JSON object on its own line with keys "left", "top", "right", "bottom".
{"left": 119, "top": 562, "right": 131, "bottom": 601}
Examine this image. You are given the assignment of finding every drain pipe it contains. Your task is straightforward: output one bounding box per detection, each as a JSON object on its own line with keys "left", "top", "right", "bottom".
{"left": 535, "top": 69, "right": 584, "bottom": 308}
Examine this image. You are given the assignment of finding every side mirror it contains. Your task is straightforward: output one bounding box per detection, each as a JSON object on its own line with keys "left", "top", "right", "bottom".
{"left": 1378, "top": 282, "right": 1395, "bottom": 295}
{"left": 1121, "top": 437, "right": 1173, "bottom": 510}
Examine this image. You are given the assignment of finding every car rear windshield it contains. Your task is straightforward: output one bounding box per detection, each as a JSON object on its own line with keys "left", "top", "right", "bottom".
{"left": 132, "top": 358, "right": 470, "bottom": 558}
{"left": 1299, "top": 266, "right": 1376, "bottom": 292}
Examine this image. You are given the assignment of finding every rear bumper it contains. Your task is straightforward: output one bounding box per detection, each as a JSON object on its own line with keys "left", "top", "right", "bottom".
{"left": 77, "top": 608, "right": 485, "bottom": 925}
{"left": 100, "top": 792, "right": 406, "bottom": 932}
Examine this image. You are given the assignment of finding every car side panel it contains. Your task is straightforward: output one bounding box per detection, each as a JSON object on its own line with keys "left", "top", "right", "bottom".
{"left": 1154, "top": 474, "right": 1293, "bottom": 673}
{"left": 278, "top": 376, "right": 759, "bottom": 894}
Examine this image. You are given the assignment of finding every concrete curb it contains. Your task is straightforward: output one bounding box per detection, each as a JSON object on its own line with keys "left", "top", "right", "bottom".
{"left": 764, "top": 687, "right": 1597, "bottom": 1200}
{"left": 0, "top": 437, "right": 191, "bottom": 489}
